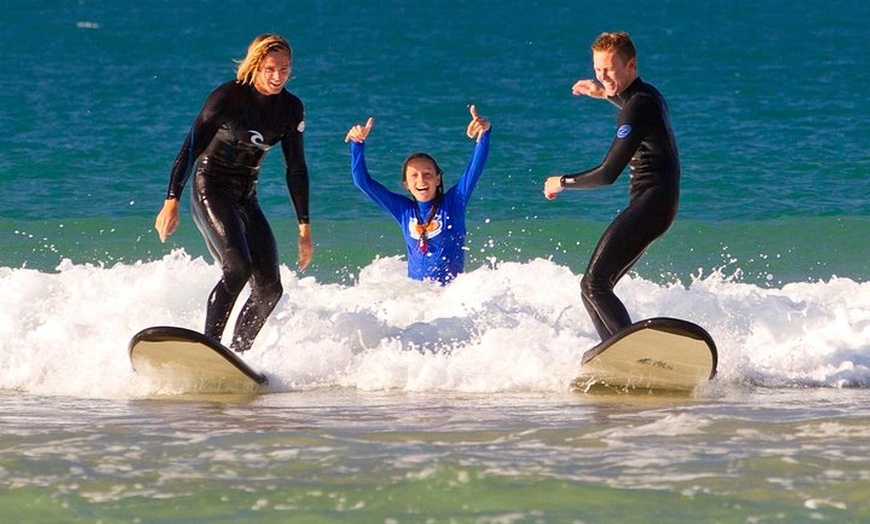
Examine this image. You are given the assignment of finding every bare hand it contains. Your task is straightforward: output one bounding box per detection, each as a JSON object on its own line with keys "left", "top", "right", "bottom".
{"left": 543, "top": 176, "right": 564, "bottom": 200}
{"left": 345, "top": 117, "right": 374, "bottom": 143}
{"left": 466, "top": 105, "right": 490, "bottom": 142}
{"left": 571, "top": 79, "right": 607, "bottom": 99}
{"left": 297, "top": 223, "right": 313, "bottom": 270}
{"left": 155, "top": 198, "right": 180, "bottom": 242}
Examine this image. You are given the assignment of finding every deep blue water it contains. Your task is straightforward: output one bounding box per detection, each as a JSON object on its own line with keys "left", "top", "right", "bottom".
{"left": 3, "top": 0, "right": 868, "bottom": 283}
{"left": 3, "top": 0, "right": 866, "bottom": 219}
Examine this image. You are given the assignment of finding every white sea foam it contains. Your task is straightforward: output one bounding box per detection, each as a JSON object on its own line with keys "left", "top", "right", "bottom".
{"left": 0, "top": 250, "right": 867, "bottom": 398}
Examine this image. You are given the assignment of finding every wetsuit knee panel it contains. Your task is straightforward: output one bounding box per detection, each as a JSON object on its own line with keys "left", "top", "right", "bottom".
{"left": 258, "top": 280, "right": 283, "bottom": 304}
{"left": 220, "top": 249, "right": 254, "bottom": 289}
{"left": 581, "top": 272, "right": 612, "bottom": 296}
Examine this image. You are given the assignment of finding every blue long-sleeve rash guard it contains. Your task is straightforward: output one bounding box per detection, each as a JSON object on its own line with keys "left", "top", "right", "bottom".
{"left": 350, "top": 129, "right": 491, "bottom": 284}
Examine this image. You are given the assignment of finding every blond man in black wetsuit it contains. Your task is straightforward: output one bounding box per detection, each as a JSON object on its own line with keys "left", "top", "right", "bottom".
{"left": 544, "top": 31, "right": 680, "bottom": 342}
{"left": 154, "top": 34, "right": 313, "bottom": 353}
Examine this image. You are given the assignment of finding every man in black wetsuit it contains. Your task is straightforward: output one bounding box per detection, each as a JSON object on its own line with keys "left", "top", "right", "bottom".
{"left": 543, "top": 31, "right": 680, "bottom": 343}
{"left": 154, "top": 34, "right": 313, "bottom": 353}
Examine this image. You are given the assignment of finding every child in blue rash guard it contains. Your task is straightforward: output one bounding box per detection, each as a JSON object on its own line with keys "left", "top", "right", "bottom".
{"left": 344, "top": 106, "right": 491, "bottom": 284}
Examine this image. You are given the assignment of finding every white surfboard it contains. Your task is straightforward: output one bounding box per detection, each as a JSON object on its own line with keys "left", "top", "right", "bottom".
{"left": 129, "top": 326, "right": 268, "bottom": 393}
{"left": 574, "top": 317, "right": 718, "bottom": 392}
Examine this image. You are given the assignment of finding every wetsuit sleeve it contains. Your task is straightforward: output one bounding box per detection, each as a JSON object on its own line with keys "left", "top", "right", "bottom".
{"left": 281, "top": 124, "right": 310, "bottom": 224}
{"left": 164, "top": 85, "right": 230, "bottom": 200}
{"left": 454, "top": 128, "right": 491, "bottom": 202}
{"left": 350, "top": 141, "right": 408, "bottom": 224}
{"left": 560, "top": 101, "right": 645, "bottom": 190}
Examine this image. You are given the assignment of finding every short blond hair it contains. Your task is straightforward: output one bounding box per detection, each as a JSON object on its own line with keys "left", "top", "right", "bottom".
{"left": 236, "top": 34, "right": 292, "bottom": 85}
{"left": 591, "top": 31, "right": 637, "bottom": 63}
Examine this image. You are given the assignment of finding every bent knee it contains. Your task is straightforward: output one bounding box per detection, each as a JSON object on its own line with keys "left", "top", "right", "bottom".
{"left": 581, "top": 273, "right": 611, "bottom": 298}
{"left": 255, "top": 279, "right": 283, "bottom": 305}
{"left": 221, "top": 253, "right": 254, "bottom": 291}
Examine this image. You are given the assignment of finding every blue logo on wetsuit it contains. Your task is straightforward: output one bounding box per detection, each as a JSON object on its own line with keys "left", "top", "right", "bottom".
{"left": 617, "top": 124, "right": 632, "bottom": 138}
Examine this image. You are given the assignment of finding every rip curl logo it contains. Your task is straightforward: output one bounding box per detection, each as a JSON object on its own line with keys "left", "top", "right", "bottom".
{"left": 248, "top": 130, "right": 271, "bottom": 151}
{"left": 617, "top": 124, "right": 632, "bottom": 138}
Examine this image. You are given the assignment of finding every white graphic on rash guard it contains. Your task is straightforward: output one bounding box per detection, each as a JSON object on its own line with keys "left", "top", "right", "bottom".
{"left": 248, "top": 130, "right": 271, "bottom": 151}
{"left": 408, "top": 217, "right": 443, "bottom": 241}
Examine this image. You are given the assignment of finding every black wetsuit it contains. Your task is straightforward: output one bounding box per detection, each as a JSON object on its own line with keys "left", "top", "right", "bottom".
{"left": 165, "top": 80, "right": 310, "bottom": 352}
{"left": 561, "top": 77, "right": 679, "bottom": 341}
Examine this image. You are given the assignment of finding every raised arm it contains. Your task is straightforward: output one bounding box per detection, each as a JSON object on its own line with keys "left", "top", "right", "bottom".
{"left": 345, "top": 117, "right": 409, "bottom": 223}
{"left": 345, "top": 117, "right": 374, "bottom": 144}
{"left": 465, "top": 104, "right": 490, "bottom": 142}
{"left": 455, "top": 105, "right": 492, "bottom": 200}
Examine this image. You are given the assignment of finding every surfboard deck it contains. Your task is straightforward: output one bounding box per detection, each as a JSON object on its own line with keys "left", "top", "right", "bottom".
{"left": 573, "top": 317, "right": 718, "bottom": 392}
{"left": 129, "top": 326, "right": 268, "bottom": 393}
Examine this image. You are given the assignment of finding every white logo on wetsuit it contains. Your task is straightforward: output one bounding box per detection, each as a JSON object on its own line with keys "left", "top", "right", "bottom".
{"left": 617, "top": 124, "right": 632, "bottom": 138}
{"left": 297, "top": 120, "right": 306, "bottom": 133}
{"left": 248, "top": 130, "right": 271, "bottom": 151}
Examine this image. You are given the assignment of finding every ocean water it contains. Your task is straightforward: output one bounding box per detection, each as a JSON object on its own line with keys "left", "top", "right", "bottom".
{"left": 2, "top": 0, "right": 869, "bottom": 522}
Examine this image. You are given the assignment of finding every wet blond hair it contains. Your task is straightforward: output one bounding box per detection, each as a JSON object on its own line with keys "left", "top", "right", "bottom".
{"left": 590, "top": 31, "right": 637, "bottom": 63}
{"left": 235, "top": 34, "right": 292, "bottom": 85}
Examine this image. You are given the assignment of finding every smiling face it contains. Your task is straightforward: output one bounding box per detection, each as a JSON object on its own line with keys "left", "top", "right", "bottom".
{"left": 403, "top": 157, "right": 442, "bottom": 202}
{"left": 592, "top": 49, "right": 637, "bottom": 97}
{"left": 254, "top": 50, "right": 291, "bottom": 96}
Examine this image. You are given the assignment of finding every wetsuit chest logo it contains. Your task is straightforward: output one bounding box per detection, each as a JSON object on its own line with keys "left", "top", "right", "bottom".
{"left": 248, "top": 130, "right": 272, "bottom": 151}
{"left": 617, "top": 124, "right": 632, "bottom": 138}
{"left": 409, "top": 216, "right": 443, "bottom": 253}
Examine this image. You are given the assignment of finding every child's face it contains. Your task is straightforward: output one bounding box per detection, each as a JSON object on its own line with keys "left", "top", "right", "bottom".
{"left": 403, "top": 158, "right": 442, "bottom": 202}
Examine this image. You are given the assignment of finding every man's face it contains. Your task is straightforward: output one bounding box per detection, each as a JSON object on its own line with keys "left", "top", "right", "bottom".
{"left": 255, "top": 51, "right": 291, "bottom": 96}
{"left": 592, "top": 50, "right": 637, "bottom": 97}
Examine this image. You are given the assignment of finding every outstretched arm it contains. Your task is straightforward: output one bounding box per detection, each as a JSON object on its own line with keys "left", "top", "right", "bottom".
{"left": 543, "top": 80, "right": 636, "bottom": 200}
{"left": 572, "top": 78, "right": 607, "bottom": 99}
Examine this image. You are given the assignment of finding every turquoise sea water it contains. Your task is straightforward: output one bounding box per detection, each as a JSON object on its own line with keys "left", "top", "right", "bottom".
{"left": 2, "top": 1, "right": 869, "bottom": 522}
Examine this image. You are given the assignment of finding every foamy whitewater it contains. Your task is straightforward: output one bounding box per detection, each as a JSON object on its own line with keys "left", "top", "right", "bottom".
{"left": 2, "top": 251, "right": 867, "bottom": 398}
